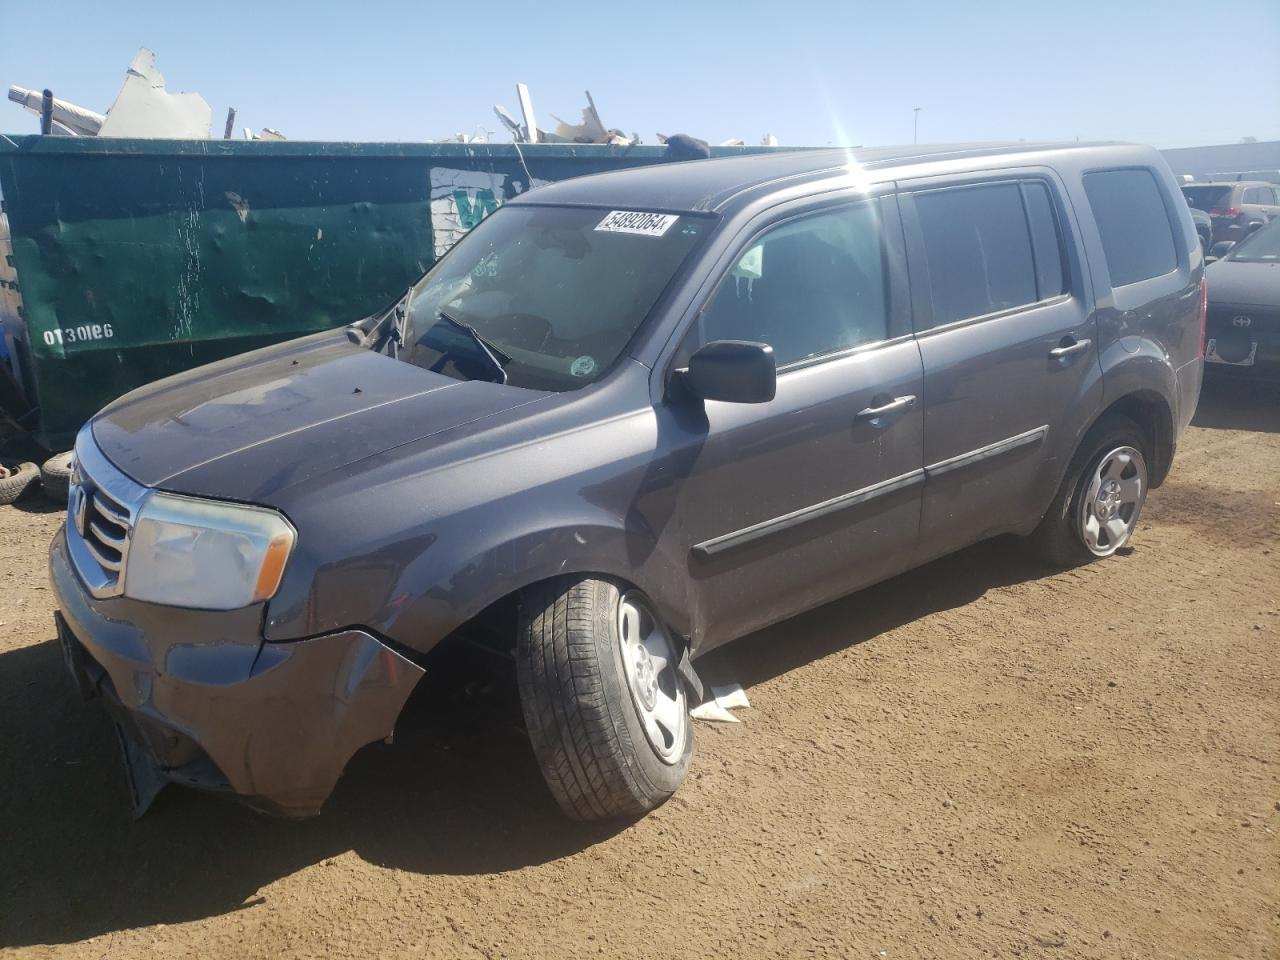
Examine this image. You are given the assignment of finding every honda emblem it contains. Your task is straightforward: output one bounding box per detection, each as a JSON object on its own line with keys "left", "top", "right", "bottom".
{"left": 72, "top": 484, "right": 88, "bottom": 536}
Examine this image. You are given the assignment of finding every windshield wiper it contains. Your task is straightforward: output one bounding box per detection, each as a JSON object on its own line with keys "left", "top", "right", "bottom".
{"left": 437, "top": 309, "right": 511, "bottom": 384}
{"left": 381, "top": 293, "right": 413, "bottom": 356}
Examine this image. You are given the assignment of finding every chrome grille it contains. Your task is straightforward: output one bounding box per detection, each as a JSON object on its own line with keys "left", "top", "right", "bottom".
{"left": 82, "top": 485, "right": 130, "bottom": 574}
{"left": 66, "top": 426, "right": 149, "bottom": 599}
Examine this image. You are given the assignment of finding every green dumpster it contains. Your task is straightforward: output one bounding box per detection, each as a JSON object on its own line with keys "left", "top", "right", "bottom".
{"left": 0, "top": 136, "right": 786, "bottom": 449}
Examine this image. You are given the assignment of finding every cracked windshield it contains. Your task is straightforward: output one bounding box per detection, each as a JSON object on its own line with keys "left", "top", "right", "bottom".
{"left": 398, "top": 205, "right": 710, "bottom": 390}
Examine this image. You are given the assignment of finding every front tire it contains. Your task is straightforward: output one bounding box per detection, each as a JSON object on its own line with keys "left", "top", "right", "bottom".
{"left": 517, "top": 576, "right": 693, "bottom": 821}
{"left": 1026, "top": 415, "right": 1150, "bottom": 567}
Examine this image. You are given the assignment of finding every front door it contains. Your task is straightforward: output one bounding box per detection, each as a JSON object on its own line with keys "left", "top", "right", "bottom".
{"left": 899, "top": 175, "right": 1100, "bottom": 562}
{"left": 659, "top": 194, "right": 926, "bottom": 650}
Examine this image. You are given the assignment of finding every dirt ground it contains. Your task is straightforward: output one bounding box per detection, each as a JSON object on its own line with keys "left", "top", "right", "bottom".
{"left": 1, "top": 378, "right": 1277, "bottom": 960}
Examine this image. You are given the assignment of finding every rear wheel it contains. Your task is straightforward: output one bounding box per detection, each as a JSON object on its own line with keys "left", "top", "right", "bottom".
{"left": 1025, "top": 415, "right": 1149, "bottom": 567}
{"left": 517, "top": 576, "right": 692, "bottom": 820}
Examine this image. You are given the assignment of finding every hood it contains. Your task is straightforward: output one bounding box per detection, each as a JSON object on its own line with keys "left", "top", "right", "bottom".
{"left": 92, "top": 333, "right": 546, "bottom": 502}
{"left": 1206, "top": 258, "right": 1280, "bottom": 308}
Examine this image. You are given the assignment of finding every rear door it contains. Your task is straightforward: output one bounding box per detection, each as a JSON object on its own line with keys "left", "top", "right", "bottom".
{"left": 1241, "top": 186, "right": 1268, "bottom": 229}
{"left": 660, "top": 190, "right": 925, "bottom": 649}
{"left": 1245, "top": 185, "right": 1280, "bottom": 228}
{"left": 899, "top": 173, "right": 1100, "bottom": 563}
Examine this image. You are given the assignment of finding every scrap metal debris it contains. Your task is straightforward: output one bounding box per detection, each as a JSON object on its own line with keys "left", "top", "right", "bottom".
{"left": 492, "top": 84, "right": 778, "bottom": 149}
{"left": 690, "top": 683, "right": 751, "bottom": 723}
{"left": 8, "top": 48, "right": 283, "bottom": 139}
{"left": 495, "top": 85, "right": 630, "bottom": 145}
{"left": 97, "top": 48, "right": 212, "bottom": 138}
{"left": 10, "top": 65, "right": 778, "bottom": 148}
{"left": 7, "top": 87, "right": 104, "bottom": 136}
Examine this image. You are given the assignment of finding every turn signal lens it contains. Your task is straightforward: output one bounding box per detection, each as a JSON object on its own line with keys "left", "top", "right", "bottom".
{"left": 253, "top": 531, "right": 294, "bottom": 602}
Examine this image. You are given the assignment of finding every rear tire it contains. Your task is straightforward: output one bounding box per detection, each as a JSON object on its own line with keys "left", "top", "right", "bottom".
{"left": 1025, "top": 414, "right": 1150, "bottom": 567}
{"left": 517, "top": 576, "right": 693, "bottom": 821}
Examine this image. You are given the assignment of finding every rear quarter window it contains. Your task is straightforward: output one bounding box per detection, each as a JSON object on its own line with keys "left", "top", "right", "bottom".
{"left": 1084, "top": 169, "right": 1178, "bottom": 287}
{"left": 1181, "top": 185, "right": 1232, "bottom": 211}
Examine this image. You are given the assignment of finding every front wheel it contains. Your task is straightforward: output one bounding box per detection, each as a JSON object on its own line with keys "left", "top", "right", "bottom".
{"left": 517, "top": 576, "right": 692, "bottom": 820}
{"left": 1025, "top": 415, "right": 1150, "bottom": 567}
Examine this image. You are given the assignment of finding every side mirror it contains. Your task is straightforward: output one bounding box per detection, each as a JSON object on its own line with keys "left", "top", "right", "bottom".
{"left": 678, "top": 340, "right": 776, "bottom": 404}
{"left": 1209, "top": 240, "right": 1236, "bottom": 258}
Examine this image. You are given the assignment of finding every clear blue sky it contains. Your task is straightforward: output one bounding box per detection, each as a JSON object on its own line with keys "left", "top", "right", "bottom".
{"left": 3, "top": 0, "right": 1278, "bottom": 148}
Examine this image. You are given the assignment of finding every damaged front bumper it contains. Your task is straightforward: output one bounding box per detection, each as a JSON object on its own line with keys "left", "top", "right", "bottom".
{"left": 50, "top": 529, "right": 424, "bottom": 817}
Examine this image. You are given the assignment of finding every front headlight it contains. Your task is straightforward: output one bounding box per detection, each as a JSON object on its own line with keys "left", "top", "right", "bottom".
{"left": 125, "top": 493, "right": 296, "bottom": 610}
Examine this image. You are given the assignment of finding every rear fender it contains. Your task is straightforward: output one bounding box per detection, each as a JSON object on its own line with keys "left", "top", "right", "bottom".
{"left": 1092, "top": 340, "right": 1178, "bottom": 484}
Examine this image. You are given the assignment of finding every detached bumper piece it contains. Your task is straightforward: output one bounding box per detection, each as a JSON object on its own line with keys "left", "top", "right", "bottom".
{"left": 51, "top": 533, "right": 425, "bottom": 817}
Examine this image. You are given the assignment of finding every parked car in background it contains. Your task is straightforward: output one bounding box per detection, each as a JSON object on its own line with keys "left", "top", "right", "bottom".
{"left": 1204, "top": 218, "right": 1280, "bottom": 379}
{"left": 1182, "top": 180, "right": 1280, "bottom": 244}
{"left": 1189, "top": 203, "right": 1213, "bottom": 255}
{"left": 51, "top": 143, "right": 1204, "bottom": 822}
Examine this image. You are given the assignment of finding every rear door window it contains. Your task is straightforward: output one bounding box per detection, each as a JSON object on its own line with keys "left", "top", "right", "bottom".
{"left": 1083, "top": 169, "right": 1178, "bottom": 287}
{"left": 913, "top": 182, "right": 1047, "bottom": 328}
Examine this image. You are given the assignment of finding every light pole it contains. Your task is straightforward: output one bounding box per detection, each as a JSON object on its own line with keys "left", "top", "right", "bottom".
{"left": 913, "top": 107, "right": 921, "bottom": 145}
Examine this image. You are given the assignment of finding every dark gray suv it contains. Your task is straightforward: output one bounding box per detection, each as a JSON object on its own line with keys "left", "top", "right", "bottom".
{"left": 1182, "top": 180, "right": 1280, "bottom": 245}
{"left": 51, "top": 143, "right": 1205, "bottom": 821}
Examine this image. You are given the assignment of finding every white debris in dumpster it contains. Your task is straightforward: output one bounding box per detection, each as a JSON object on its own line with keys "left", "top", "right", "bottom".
{"left": 6, "top": 87, "right": 104, "bottom": 136}
{"left": 690, "top": 683, "right": 752, "bottom": 723}
{"left": 97, "top": 48, "right": 212, "bottom": 139}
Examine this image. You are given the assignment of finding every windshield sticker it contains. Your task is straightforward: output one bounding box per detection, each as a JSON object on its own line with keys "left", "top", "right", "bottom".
{"left": 595, "top": 210, "right": 680, "bottom": 237}
{"left": 570, "top": 355, "right": 598, "bottom": 378}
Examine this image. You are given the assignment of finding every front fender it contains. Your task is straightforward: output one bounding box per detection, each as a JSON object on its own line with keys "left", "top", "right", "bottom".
{"left": 263, "top": 404, "right": 695, "bottom": 651}
{"left": 377, "top": 513, "right": 692, "bottom": 654}
{"left": 266, "top": 505, "right": 690, "bottom": 653}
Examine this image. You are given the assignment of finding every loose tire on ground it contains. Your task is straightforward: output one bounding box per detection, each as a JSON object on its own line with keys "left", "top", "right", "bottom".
{"left": 0, "top": 462, "right": 40, "bottom": 505}
{"left": 40, "top": 451, "right": 74, "bottom": 503}
{"left": 517, "top": 576, "right": 693, "bottom": 821}
{"left": 1025, "top": 413, "right": 1150, "bottom": 567}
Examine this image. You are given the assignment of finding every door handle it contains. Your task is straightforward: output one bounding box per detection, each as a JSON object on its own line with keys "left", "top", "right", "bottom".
{"left": 1049, "top": 337, "right": 1091, "bottom": 359}
{"left": 856, "top": 395, "right": 917, "bottom": 419}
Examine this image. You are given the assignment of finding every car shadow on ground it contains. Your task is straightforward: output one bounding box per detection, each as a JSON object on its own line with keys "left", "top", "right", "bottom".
{"left": 695, "top": 536, "right": 1048, "bottom": 691}
{"left": 1192, "top": 377, "right": 1280, "bottom": 433}
{"left": 0, "top": 537, "right": 1051, "bottom": 947}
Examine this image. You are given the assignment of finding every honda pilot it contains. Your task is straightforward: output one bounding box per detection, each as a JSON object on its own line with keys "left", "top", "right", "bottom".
{"left": 51, "top": 143, "right": 1205, "bottom": 820}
